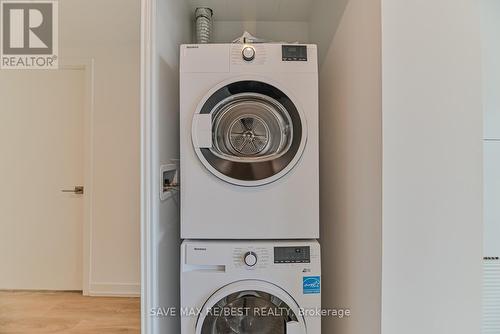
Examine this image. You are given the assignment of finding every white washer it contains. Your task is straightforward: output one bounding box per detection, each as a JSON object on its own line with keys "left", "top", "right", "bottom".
{"left": 180, "top": 240, "right": 321, "bottom": 334}
{"left": 180, "top": 44, "right": 319, "bottom": 239}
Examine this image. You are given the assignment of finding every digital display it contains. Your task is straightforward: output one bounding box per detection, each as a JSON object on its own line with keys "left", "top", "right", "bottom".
{"left": 282, "top": 45, "right": 307, "bottom": 61}
{"left": 274, "top": 246, "right": 310, "bottom": 263}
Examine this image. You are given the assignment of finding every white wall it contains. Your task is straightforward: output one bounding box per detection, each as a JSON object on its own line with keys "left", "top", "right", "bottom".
{"left": 309, "top": 0, "right": 349, "bottom": 65}
{"left": 481, "top": 0, "right": 500, "bottom": 140}
{"left": 313, "top": 0, "right": 382, "bottom": 332}
{"left": 60, "top": 0, "right": 141, "bottom": 295}
{"left": 381, "top": 1, "right": 483, "bottom": 333}
{"left": 148, "top": 0, "right": 192, "bottom": 333}
{"left": 212, "top": 21, "right": 309, "bottom": 43}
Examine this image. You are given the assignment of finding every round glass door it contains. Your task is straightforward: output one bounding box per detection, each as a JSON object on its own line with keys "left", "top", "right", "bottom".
{"left": 201, "top": 290, "right": 298, "bottom": 334}
{"left": 195, "top": 280, "right": 307, "bottom": 334}
{"left": 192, "top": 80, "right": 307, "bottom": 186}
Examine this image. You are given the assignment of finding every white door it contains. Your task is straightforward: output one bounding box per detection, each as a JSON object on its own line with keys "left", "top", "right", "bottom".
{"left": 191, "top": 80, "right": 307, "bottom": 187}
{"left": 195, "top": 280, "right": 306, "bottom": 334}
{"left": 0, "top": 69, "right": 85, "bottom": 290}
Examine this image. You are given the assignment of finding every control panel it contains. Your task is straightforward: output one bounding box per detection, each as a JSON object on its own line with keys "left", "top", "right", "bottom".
{"left": 185, "top": 241, "right": 319, "bottom": 271}
{"left": 182, "top": 44, "right": 317, "bottom": 73}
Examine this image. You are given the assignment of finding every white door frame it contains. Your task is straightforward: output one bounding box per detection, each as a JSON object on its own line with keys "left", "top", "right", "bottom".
{"left": 140, "top": 0, "right": 154, "bottom": 333}
{"left": 59, "top": 58, "right": 95, "bottom": 296}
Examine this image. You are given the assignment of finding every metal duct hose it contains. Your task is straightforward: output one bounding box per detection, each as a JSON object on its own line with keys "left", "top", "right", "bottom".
{"left": 195, "top": 7, "right": 213, "bottom": 44}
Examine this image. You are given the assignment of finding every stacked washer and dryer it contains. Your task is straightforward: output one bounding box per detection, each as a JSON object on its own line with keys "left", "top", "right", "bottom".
{"left": 179, "top": 43, "right": 320, "bottom": 334}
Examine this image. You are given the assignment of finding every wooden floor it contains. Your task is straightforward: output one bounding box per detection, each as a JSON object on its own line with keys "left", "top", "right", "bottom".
{"left": 0, "top": 291, "right": 140, "bottom": 334}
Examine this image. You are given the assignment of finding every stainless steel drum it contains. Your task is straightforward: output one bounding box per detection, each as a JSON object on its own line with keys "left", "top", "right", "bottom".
{"left": 200, "top": 291, "right": 298, "bottom": 334}
{"left": 193, "top": 80, "right": 307, "bottom": 186}
{"left": 211, "top": 93, "right": 293, "bottom": 162}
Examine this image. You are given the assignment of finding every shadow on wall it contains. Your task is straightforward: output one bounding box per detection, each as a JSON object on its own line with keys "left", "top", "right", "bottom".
{"left": 309, "top": 0, "right": 350, "bottom": 65}
{"left": 317, "top": 0, "right": 382, "bottom": 333}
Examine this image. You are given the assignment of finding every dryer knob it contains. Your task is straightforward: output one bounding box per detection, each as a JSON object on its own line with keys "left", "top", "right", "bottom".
{"left": 244, "top": 251, "right": 258, "bottom": 267}
{"left": 242, "top": 46, "right": 255, "bottom": 61}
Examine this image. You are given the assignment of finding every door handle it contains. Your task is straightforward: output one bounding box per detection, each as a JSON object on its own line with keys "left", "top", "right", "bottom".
{"left": 61, "top": 186, "right": 84, "bottom": 195}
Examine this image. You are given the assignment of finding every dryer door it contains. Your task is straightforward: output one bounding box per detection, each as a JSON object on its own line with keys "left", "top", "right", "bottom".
{"left": 195, "top": 280, "right": 307, "bottom": 334}
{"left": 192, "top": 80, "right": 307, "bottom": 187}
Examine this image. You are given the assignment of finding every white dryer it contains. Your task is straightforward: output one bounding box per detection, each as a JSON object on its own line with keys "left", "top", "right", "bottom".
{"left": 180, "top": 43, "right": 319, "bottom": 239}
{"left": 180, "top": 240, "right": 321, "bottom": 334}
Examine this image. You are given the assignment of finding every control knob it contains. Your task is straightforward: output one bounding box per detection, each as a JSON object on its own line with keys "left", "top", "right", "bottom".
{"left": 244, "top": 251, "right": 258, "bottom": 267}
{"left": 242, "top": 46, "right": 256, "bottom": 61}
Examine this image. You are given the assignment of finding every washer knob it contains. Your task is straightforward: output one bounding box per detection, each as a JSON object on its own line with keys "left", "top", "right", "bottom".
{"left": 242, "top": 46, "right": 255, "bottom": 61}
{"left": 244, "top": 251, "right": 258, "bottom": 267}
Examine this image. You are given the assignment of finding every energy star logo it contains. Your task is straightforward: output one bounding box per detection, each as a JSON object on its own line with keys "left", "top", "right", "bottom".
{"left": 303, "top": 276, "right": 321, "bottom": 294}
{"left": 1, "top": 0, "right": 58, "bottom": 69}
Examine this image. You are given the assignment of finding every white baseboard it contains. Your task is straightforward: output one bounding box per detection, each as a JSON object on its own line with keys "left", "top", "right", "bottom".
{"left": 88, "top": 282, "right": 140, "bottom": 297}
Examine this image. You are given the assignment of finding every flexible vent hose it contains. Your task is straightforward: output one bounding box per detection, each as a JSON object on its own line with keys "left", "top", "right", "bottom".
{"left": 195, "top": 8, "right": 213, "bottom": 44}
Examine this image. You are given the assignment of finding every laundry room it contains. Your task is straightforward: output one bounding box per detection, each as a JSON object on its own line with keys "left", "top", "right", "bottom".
{"left": 141, "top": 0, "right": 483, "bottom": 334}
{"left": 0, "top": 0, "right": 486, "bottom": 332}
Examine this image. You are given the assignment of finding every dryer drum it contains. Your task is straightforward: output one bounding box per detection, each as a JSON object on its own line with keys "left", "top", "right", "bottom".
{"left": 196, "top": 80, "right": 305, "bottom": 185}
{"left": 211, "top": 93, "right": 293, "bottom": 161}
{"left": 200, "top": 290, "right": 298, "bottom": 334}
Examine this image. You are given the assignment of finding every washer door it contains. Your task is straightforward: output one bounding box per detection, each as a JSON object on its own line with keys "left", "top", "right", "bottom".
{"left": 195, "top": 280, "right": 307, "bottom": 334}
{"left": 192, "top": 80, "right": 307, "bottom": 187}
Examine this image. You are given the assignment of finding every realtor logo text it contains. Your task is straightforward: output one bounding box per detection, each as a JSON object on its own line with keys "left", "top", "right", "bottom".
{"left": 1, "top": 0, "right": 58, "bottom": 69}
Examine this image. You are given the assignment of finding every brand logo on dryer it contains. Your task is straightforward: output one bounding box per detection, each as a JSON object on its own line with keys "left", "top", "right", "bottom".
{"left": 303, "top": 276, "right": 320, "bottom": 294}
